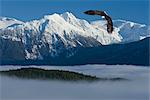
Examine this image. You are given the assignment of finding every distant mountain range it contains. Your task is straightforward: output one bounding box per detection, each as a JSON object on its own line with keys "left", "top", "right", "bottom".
{"left": 0, "top": 12, "right": 149, "bottom": 66}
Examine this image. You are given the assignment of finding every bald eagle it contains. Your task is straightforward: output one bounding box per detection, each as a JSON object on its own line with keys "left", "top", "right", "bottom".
{"left": 84, "top": 10, "right": 113, "bottom": 33}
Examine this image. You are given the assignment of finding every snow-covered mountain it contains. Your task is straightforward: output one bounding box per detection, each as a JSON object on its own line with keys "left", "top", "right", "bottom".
{"left": 92, "top": 20, "right": 150, "bottom": 43}
{"left": 0, "top": 17, "right": 23, "bottom": 29}
{"left": 0, "top": 12, "right": 149, "bottom": 60}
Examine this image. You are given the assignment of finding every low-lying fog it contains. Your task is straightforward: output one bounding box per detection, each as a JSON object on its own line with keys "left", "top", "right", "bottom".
{"left": 0, "top": 65, "right": 149, "bottom": 100}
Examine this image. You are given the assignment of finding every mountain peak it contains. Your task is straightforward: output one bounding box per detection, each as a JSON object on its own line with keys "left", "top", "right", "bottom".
{"left": 61, "top": 12, "right": 76, "bottom": 21}
{"left": 43, "top": 13, "right": 61, "bottom": 20}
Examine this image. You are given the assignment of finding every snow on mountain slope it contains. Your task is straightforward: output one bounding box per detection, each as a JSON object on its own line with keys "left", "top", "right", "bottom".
{"left": 91, "top": 19, "right": 150, "bottom": 43}
{"left": 113, "top": 20, "right": 150, "bottom": 42}
{"left": 0, "top": 12, "right": 121, "bottom": 59}
{"left": 0, "top": 12, "right": 149, "bottom": 60}
{"left": 0, "top": 17, "right": 23, "bottom": 29}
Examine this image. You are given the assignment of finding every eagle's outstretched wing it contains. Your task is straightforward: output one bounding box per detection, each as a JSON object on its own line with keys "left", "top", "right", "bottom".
{"left": 84, "top": 10, "right": 113, "bottom": 33}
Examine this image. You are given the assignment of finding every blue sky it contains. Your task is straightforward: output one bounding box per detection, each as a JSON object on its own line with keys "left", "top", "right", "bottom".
{"left": 0, "top": 0, "right": 149, "bottom": 25}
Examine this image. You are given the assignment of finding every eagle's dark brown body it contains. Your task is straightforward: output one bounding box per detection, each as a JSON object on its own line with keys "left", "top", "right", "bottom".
{"left": 84, "top": 10, "right": 113, "bottom": 33}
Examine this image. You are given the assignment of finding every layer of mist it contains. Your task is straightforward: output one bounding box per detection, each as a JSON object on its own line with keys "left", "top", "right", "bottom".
{"left": 0, "top": 65, "right": 149, "bottom": 100}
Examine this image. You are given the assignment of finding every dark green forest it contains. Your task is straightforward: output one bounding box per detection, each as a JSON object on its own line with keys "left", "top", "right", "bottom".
{"left": 0, "top": 68, "right": 126, "bottom": 81}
